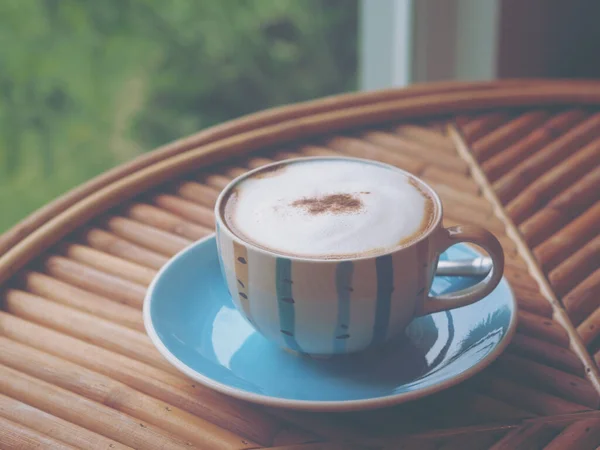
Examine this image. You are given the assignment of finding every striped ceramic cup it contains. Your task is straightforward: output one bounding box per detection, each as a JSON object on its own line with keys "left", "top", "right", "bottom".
{"left": 214, "top": 157, "right": 504, "bottom": 356}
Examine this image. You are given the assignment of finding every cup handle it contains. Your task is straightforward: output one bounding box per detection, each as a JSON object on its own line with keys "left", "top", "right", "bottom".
{"left": 417, "top": 225, "right": 505, "bottom": 316}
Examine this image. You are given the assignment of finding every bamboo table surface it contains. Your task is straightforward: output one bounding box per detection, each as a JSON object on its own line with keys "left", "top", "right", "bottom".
{"left": 0, "top": 80, "right": 599, "bottom": 449}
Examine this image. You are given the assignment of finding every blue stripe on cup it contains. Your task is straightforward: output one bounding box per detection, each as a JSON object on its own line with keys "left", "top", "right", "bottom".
{"left": 371, "top": 254, "right": 394, "bottom": 346}
{"left": 334, "top": 261, "right": 354, "bottom": 353}
{"left": 276, "top": 257, "right": 302, "bottom": 353}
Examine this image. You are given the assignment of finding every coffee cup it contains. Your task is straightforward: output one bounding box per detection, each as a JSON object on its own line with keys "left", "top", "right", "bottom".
{"left": 214, "top": 156, "right": 504, "bottom": 356}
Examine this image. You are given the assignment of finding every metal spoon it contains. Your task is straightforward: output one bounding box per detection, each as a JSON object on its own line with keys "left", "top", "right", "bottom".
{"left": 436, "top": 256, "right": 493, "bottom": 277}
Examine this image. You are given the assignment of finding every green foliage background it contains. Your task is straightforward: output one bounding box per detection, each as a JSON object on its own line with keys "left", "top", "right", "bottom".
{"left": 0, "top": 0, "right": 357, "bottom": 232}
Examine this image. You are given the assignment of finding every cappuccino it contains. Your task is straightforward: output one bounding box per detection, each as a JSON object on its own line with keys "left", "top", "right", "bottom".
{"left": 221, "top": 158, "right": 436, "bottom": 259}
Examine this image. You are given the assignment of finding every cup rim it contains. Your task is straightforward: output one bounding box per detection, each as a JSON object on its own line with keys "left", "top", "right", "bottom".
{"left": 214, "top": 156, "right": 444, "bottom": 262}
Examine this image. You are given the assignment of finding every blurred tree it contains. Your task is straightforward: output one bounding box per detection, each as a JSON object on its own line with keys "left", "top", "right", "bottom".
{"left": 0, "top": 0, "right": 357, "bottom": 231}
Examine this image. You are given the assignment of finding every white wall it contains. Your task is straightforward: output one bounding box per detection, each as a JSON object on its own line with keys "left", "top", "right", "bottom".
{"left": 360, "top": 0, "right": 500, "bottom": 89}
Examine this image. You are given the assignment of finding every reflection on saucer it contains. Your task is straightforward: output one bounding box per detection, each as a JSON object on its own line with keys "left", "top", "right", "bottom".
{"left": 212, "top": 306, "right": 255, "bottom": 367}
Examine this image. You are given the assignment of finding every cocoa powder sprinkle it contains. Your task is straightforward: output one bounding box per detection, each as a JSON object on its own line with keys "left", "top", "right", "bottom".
{"left": 291, "top": 193, "right": 364, "bottom": 215}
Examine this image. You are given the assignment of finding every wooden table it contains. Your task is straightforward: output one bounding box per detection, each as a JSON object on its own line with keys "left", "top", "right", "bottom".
{"left": 0, "top": 80, "right": 599, "bottom": 449}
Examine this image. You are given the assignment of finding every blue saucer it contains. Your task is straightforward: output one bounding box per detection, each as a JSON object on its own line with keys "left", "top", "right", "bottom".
{"left": 144, "top": 234, "right": 517, "bottom": 411}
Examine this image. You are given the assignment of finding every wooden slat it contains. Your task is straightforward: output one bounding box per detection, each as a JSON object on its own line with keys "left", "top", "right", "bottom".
{"left": 460, "top": 111, "right": 512, "bottom": 142}
{"left": 361, "top": 130, "right": 469, "bottom": 173}
{"left": 505, "top": 139, "right": 600, "bottom": 224}
{"left": 43, "top": 255, "right": 146, "bottom": 308}
{"left": 516, "top": 310, "right": 571, "bottom": 348}
{"left": 104, "top": 216, "right": 191, "bottom": 257}
{"left": 519, "top": 165, "right": 600, "bottom": 248}
{"left": 549, "top": 234, "right": 600, "bottom": 297}
{"left": 61, "top": 242, "right": 157, "bottom": 286}
{"left": 224, "top": 166, "right": 249, "bottom": 178}
{"left": 534, "top": 201, "right": 600, "bottom": 272}
{"left": 508, "top": 333, "right": 585, "bottom": 375}
{"left": 0, "top": 312, "right": 306, "bottom": 446}
{"left": 503, "top": 267, "right": 543, "bottom": 292}
{"left": 441, "top": 207, "right": 507, "bottom": 236}
{"left": 80, "top": 228, "right": 169, "bottom": 270}
{"left": 512, "top": 288, "right": 554, "bottom": 317}
{"left": 126, "top": 203, "right": 212, "bottom": 241}
{"left": 176, "top": 181, "right": 221, "bottom": 208}
{"left": 488, "top": 423, "right": 559, "bottom": 450}
{"left": 266, "top": 444, "right": 370, "bottom": 450}
{"left": 295, "top": 144, "right": 340, "bottom": 158}
{"left": 0, "top": 415, "right": 78, "bottom": 450}
{"left": 436, "top": 432, "right": 505, "bottom": 450}
{"left": 0, "top": 364, "right": 197, "bottom": 450}
{"left": 422, "top": 166, "right": 481, "bottom": 195}
{"left": 152, "top": 194, "right": 215, "bottom": 228}
{"left": 0, "top": 337, "right": 255, "bottom": 449}
{"left": 563, "top": 269, "right": 600, "bottom": 326}
{"left": 481, "top": 109, "right": 587, "bottom": 181}
{"left": 202, "top": 173, "right": 232, "bottom": 190}
{"left": 0, "top": 393, "right": 132, "bottom": 450}
{"left": 577, "top": 307, "right": 600, "bottom": 348}
{"left": 469, "top": 373, "right": 589, "bottom": 416}
{"left": 20, "top": 271, "right": 144, "bottom": 331}
{"left": 2, "top": 292, "right": 175, "bottom": 375}
{"left": 269, "top": 410, "right": 370, "bottom": 445}
{"left": 392, "top": 123, "right": 456, "bottom": 153}
{"left": 245, "top": 156, "right": 275, "bottom": 170}
{"left": 424, "top": 182, "right": 492, "bottom": 211}
{"left": 420, "top": 388, "right": 535, "bottom": 427}
{"left": 325, "top": 135, "right": 425, "bottom": 174}
{"left": 472, "top": 110, "right": 549, "bottom": 162}
{"left": 543, "top": 418, "right": 600, "bottom": 450}
{"left": 493, "top": 112, "right": 600, "bottom": 203}
{"left": 494, "top": 354, "right": 599, "bottom": 408}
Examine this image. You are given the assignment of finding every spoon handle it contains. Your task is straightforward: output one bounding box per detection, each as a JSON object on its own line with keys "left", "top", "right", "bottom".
{"left": 436, "top": 257, "right": 493, "bottom": 277}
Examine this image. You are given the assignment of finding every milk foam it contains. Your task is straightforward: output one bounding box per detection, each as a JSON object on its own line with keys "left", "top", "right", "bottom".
{"left": 224, "top": 159, "right": 434, "bottom": 258}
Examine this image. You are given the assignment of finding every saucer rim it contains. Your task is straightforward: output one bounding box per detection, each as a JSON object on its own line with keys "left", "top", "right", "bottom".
{"left": 143, "top": 233, "right": 518, "bottom": 412}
